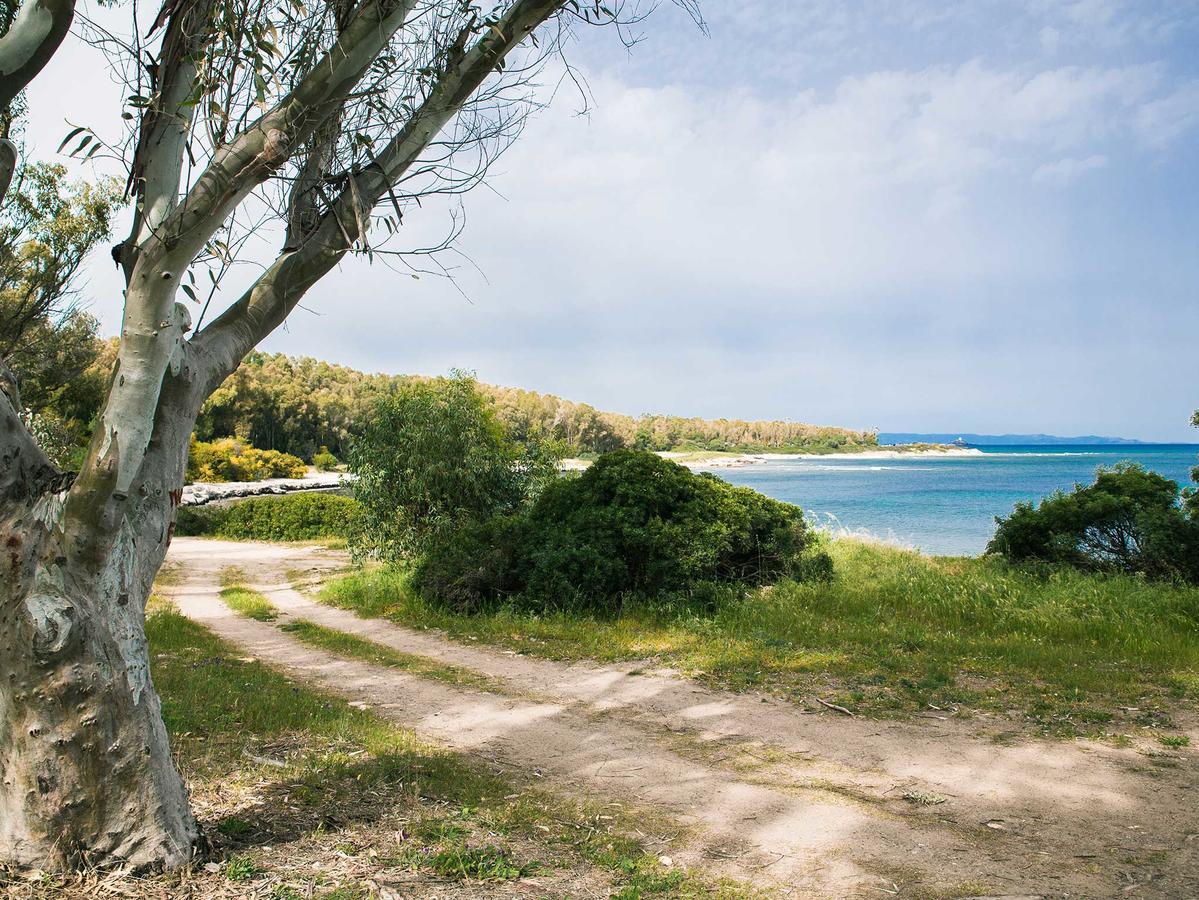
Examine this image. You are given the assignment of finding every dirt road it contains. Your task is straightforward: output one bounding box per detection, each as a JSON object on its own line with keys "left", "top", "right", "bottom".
{"left": 164, "top": 538, "right": 1199, "bottom": 898}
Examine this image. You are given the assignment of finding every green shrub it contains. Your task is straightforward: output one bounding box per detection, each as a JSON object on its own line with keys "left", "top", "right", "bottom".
{"left": 988, "top": 463, "right": 1199, "bottom": 583}
{"left": 312, "top": 446, "right": 339, "bottom": 471}
{"left": 188, "top": 436, "right": 307, "bottom": 483}
{"left": 349, "top": 372, "right": 559, "bottom": 562}
{"left": 411, "top": 515, "right": 529, "bottom": 612}
{"left": 174, "top": 492, "right": 359, "bottom": 541}
{"left": 414, "top": 450, "right": 825, "bottom": 614}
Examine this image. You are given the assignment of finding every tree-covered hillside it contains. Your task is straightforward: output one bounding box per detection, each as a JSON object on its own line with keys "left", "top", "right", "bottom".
{"left": 194, "top": 352, "right": 878, "bottom": 459}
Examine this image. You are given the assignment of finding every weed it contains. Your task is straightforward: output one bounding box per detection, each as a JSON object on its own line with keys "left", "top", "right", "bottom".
{"left": 901, "top": 789, "right": 947, "bottom": 806}
{"left": 220, "top": 583, "right": 277, "bottom": 621}
{"left": 224, "top": 853, "right": 261, "bottom": 881}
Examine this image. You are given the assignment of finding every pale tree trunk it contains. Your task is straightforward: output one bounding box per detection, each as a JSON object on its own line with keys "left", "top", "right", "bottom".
{"left": 0, "top": 337, "right": 204, "bottom": 870}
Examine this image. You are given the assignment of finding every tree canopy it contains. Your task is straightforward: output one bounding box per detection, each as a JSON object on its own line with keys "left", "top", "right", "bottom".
{"left": 193, "top": 351, "right": 880, "bottom": 459}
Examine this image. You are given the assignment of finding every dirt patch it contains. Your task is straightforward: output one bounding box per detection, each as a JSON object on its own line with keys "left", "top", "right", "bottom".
{"left": 165, "top": 538, "right": 1199, "bottom": 898}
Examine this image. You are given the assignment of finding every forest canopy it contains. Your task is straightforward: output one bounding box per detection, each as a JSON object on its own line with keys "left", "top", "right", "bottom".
{"left": 193, "top": 351, "right": 880, "bottom": 459}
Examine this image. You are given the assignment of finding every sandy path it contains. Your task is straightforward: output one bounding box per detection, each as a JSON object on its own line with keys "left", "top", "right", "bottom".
{"left": 165, "top": 538, "right": 1199, "bottom": 898}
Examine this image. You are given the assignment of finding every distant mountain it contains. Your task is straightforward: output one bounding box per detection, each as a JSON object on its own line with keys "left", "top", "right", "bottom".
{"left": 878, "top": 433, "right": 1145, "bottom": 446}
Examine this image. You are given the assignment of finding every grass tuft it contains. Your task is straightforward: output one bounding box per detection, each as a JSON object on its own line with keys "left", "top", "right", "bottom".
{"left": 280, "top": 619, "right": 498, "bottom": 690}
{"left": 220, "top": 583, "right": 278, "bottom": 622}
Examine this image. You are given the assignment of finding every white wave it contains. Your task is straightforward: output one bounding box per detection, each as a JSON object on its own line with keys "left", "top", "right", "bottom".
{"left": 806, "top": 512, "right": 919, "bottom": 551}
{"left": 977, "top": 451, "right": 1102, "bottom": 458}
{"left": 747, "top": 463, "right": 935, "bottom": 473}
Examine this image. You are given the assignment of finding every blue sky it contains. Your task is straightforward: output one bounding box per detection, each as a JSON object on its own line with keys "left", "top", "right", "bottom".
{"left": 25, "top": 0, "right": 1199, "bottom": 440}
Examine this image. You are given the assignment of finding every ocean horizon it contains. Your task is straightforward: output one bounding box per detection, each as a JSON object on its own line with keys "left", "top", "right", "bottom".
{"left": 704, "top": 444, "right": 1199, "bottom": 556}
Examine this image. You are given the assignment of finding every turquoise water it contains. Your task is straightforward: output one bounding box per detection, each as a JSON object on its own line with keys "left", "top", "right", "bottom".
{"left": 705, "top": 445, "right": 1199, "bottom": 557}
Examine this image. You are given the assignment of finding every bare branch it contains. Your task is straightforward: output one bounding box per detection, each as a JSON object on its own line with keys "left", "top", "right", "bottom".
{"left": 120, "top": 0, "right": 218, "bottom": 277}
{"left": 144, "top": 0, "right": 420, "bottom": 271}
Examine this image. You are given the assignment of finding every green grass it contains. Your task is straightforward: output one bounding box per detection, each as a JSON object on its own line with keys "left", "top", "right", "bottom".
{"left": 279, "top": 619, "right": 499, "bottom": 690}
{"left": 220, "top": 584, "right": 278, "bottom": 621}
{"left": 320, "top": 539, "right": 1199, "bottom": 734}
{"left": 141, "top": 601, "right": 742, "bottom": 898}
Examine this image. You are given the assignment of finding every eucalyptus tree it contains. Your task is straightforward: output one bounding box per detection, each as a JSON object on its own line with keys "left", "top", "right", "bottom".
{"left": 0, "top": 0, "right": 699, "bottom": 872}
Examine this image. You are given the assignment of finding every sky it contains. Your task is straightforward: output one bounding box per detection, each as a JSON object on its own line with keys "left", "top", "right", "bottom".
{"left": 21, "top": 0, "right": 1199, "bottom": 441}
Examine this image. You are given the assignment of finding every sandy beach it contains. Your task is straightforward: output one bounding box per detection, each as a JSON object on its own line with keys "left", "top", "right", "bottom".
{"left": 666, "top": 446, "right": 985, "bottom": 468}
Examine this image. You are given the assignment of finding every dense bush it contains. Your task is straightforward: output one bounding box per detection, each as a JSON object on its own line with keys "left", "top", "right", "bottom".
{"left": 349, "top": 372, "right": 559, "bottom": 562}
{"left": 414, "top": 449, "right": 828, "bottom": 613}
{"left": 312, "top": 446, "right": 339, "bottom": 471}
{"left": 987, "top": 463, "right": 1199, "bottom": 583}
{"left": 187, "top": 436, "right": 308, "bottom": 483}
{"left": 175, "top": 492, "right": 359, "bottom": 541}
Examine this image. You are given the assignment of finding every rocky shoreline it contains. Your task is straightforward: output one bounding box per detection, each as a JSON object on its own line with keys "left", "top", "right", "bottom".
{"left": 182, "top": 471, "right": 350, "bottom": 506}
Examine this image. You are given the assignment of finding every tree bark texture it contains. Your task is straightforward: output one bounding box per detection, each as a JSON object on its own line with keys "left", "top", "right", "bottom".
{"left": 1, "top": 343, "right": 203, "bottom": 870}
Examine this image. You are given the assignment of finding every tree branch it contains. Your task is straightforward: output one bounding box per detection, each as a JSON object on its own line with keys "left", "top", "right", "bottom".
{"left": 192, "top": 0, "right": 565, "bottom": 382}
{"left": 78, "top": 0, "right": 421, "bottom": 504}
{"left": 142, "top": 0, "right": 419, "bottom": 272}
{"left": 0, "top": 137, "right": 14, "bottom": 202}
{"left": 284, "top": 0, "right": 356, "bottom": 250}
{"left": 0, "top": 0, "right": 75, "bottom": 205}
{"left": 0, "top": 358, "right": 66, "bottom": 508}
{"left": 120, "top": 0, "right": 217, "bottom": 278}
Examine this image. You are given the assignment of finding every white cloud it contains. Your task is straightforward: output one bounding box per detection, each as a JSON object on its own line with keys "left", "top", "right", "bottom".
{"left": 375, "top": 60, "right": 1185, "bottom": 309}
{"left": 1135, "top": 82, "right": 1199, "bottom": 148}
{"left": 263, "top": 56, "right": 1199, "bottom": 440}
{"left": 14, "top": 4, "right": 1198, "bottom": 438}
{"left": 1031, "top": 154, "right": 1108, "bottom": 183}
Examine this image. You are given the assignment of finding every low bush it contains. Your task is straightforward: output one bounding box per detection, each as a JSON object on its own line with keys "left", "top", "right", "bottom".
{"left": 188, "top": 436, "right": 308, "bottom": 483}
{"left": 414, "top": 449, "right": 829, "bottom": 614}
{"left": 175, "top": 492, "right": 359, "bottom": 541}
{"left": 312, "top": 445, "right": 339, "bottom": 471}
{"left": 988, "top": 463, "right": 1199, "bottom": 584}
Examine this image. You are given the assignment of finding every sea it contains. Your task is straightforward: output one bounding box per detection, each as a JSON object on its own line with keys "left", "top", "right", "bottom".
{"left": 702, "top": 445, "right": 1199, "bottom": 557}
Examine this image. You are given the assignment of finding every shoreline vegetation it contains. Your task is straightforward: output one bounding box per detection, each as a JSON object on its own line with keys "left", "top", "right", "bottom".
{"left": 193, "top": 352, "right": 885, "bottom": 461}
{"left": 182, "top": 445, "right": 982, "bottom": 495}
